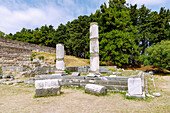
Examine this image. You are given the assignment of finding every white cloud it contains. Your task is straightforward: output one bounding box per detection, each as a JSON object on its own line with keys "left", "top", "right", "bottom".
{"left": 0, "top": 0, "right": 108, "bottom": 34}
{"left": 126, "top": 0, "right": 166, "bottom": 6}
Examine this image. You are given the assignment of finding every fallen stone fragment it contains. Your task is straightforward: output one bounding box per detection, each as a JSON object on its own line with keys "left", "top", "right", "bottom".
{"left": 0, "top": 79, "right": 7, "bottom": 83}
{"left": 109, "top": 75, "right": 116, "bottom": 77}
{"left": 153, "top": 93, "right": 161, "bottom": 97}
{"left": 146, "top": 94, "right": 154, "bottom": 98}
{"left": 35, "top": 79, "right": 61, "bottom": 97}
{"left": 71, "top": 72, "right": 80, "bottom": 76}
{"left": 85, "top": 84, "right": 107, "bottom": 95}
{"left": 112, "top": 72, "right": 122, "bottom": 75}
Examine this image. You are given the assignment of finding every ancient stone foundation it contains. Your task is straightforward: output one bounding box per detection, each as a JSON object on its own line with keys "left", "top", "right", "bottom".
{"left": 0, "top": 38, "right": 56, "bottom": 54}
{"left": 90, "top": 22, "right": 99, "bottom": 73}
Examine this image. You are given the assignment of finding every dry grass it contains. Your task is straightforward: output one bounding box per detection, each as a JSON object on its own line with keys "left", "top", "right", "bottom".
{"left": 0, "top": 75, "right": 170, "bottom": 113}
{"left": 32, "top": 51, "right": 90, "bottom": 67}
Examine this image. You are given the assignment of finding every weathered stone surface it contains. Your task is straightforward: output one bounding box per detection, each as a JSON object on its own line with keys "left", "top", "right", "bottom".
{"left": 56, "top": 44, "right": 65, "bottom": 71}
{"left": 85, "top": 84, "right": 107, "bottom": 95}
{"left": 109, "top": 75, "right": 116, "bottom": 77}
{"left": 35, "top": 74, "right": 63, "bottom": 79}
{"left": 99, "top": 68, "right": 111, "bottom": 73}
{"left": 35, "top": 79, "right": 61, "bottom": 97}
{"left": 153, "top": 93, "right": 161, "bottom": 97}
{"left": 126, "top": 91, "right": 145, "bottom": 99}
{"left": 90, "top": 22, "right": 99, "bottom": 73}
{"left": 112, "top": 72, "right": 122, "bottom": 75}
{"left": 0, "top": 79, "right": 7, "bottom": 83}
{"left": 128, "top": 78, "right": 142, "bottom": 95}
{"left": 71, "top": 72, "right": 80, "bottom": 76}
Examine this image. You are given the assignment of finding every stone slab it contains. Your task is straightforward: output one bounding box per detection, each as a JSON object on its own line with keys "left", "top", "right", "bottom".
{"left": 35, "top": 74, "right": 63, "bottom": 79}
{"left": 71, "top": 72, "right": 80, "bottom": 76}
{"left": 128, "top": 78, "right": 142, "bottom": 95}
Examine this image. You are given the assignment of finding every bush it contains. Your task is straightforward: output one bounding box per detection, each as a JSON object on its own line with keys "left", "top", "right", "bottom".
{"left": 143, "top": 40, "right": 170, "bottom": 70}
{"left": 32, "top": 53, "right": 36, "bottom": 57}
{"left": 38, "top": 56, "right": 44, "bottom": 60}
{"left": 64, "top": 69, "right": 71, "bottom": 75}
{"left": 30, "top": 56, "right": 33, "bottom": 61}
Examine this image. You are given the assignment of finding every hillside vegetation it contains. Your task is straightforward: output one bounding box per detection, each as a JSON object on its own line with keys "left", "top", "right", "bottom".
{"left": 33, "top": 51, "right": 90, "bottom": 67}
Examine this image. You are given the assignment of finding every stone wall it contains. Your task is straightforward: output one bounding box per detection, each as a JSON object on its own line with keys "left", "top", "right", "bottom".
{"left": 0, "top": 45, "right": 32, "bottom": 58}
{"left": 0, "top": 38, "right": 56, "bottom": 54}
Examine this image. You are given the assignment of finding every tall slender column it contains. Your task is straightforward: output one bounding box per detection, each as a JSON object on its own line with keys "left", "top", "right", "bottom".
{"left": 90, "top": 22, "right": 99, "bottom": 73}
{"left": 56, "top": 44, "right": 65, "bottom": 71}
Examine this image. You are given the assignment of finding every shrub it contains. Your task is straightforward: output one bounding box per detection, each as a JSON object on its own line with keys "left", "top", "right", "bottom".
{"left": 30, "top": 56, "right": 33, "bottom": 61}
{"left": 143, "top": 40, "right": 170, "bottom": 70}
{"left": 38, "top": 56, "right": 44, "bottom": 60}
{"left": 32, "top": 53, "right": 36, "bottom": 57}
{"left": 64, "top": 69, "right": 71, "bottom": 75}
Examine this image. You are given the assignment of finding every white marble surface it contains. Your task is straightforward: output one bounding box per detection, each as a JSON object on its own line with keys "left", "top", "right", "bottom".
{"left": 35, "top": 79, "right": 60, "bottom": 89}
{"left": 128, "top": 78, "right": 142, "bottom": 95}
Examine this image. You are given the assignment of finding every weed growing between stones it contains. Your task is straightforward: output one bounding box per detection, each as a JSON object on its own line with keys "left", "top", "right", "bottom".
{"left": 64, "top": 69, "right": 71, "bottom": 75}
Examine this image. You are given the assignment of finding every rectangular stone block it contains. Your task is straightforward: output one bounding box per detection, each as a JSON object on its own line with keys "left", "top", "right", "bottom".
{"left": 90, "top": 23, "right": 99, "bottom": 39}
{"left": 128, "top": 78, "right": 142, "bottom": 95}
{"left": 71, "top": 72, "right": 80, "bottom": 76}
{"left": 35, "top": 79, "right": 61, "bottom": 97}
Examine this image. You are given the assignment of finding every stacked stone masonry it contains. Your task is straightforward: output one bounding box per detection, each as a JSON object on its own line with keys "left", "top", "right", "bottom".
{"left": 0, "top": 38, "right": 56, "bottom": 57}
{"left": 90, "top": 22, "right": 99, "bottom": 73}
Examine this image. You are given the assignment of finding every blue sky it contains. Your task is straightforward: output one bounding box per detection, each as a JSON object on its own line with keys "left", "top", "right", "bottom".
{"left": 0, "top": 0, "right": 169, "bottom": 34}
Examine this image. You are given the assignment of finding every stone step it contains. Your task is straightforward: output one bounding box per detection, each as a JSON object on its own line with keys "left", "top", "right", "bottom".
{"left": 105, "top": 85, "right": 128, "bottom": 91}
{"left": 35, "top": 74, "right": 63, "bottom": 79}
{"left": 61, "top": 82, "right": 127, "bottom": 91}
{"left": 61, "top": 79, "right": 127, "bottom": 86}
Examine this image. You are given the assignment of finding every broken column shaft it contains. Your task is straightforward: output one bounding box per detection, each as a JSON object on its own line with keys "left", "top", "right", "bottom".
{"left": 56, "top": 44, "right": 65, "bottom": 71}
{"left": 90, "top": 22, "right": 99, "bottom": 73}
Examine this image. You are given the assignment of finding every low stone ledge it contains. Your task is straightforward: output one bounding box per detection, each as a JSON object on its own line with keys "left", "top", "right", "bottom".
{"left": 85, "top": 84, "right": 107, "bottom": 95}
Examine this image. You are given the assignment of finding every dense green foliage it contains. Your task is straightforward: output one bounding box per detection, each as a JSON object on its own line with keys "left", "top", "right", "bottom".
{"left": 1, "top": 0, "right": 170, "bottom": 68}
{"left": 143, "top": 40, "right": 170, "bottom": 70}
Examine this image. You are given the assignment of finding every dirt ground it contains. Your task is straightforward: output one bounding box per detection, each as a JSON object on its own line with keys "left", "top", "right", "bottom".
{"left": 0, "top": 75, "right": 170, "bottom": 113}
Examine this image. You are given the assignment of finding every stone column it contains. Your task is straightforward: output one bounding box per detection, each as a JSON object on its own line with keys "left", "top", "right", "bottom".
{"left": 56, "top": 44, "right": 65, "bottom": 71}
{"left": 90, "top": 22, "right": 99, "bottom": 73}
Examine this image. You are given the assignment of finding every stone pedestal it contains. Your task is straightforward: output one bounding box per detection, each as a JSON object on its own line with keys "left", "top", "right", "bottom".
{"left": 126, "top": 78, "right": 145, "bottom": 99}
{"left": 90, "top": 22, "right": 99, "bottom": 73}
{"left": 55, "top": 44, "right": 67, "bottom": 76}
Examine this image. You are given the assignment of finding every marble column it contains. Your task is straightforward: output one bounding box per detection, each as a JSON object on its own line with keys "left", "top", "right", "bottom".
{"left": 56, "top": 44, "right": 65, "bottom": 71}
{"left": 90, "top": 22, "right": 99, "bottom": 73}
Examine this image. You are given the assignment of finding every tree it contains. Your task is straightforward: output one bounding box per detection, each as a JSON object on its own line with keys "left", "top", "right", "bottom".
{"left": 0, "top": 31, "right": 5, "bottom": 38}
{"left": 143, "top": 40, "right": 170, "bottom": 70}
